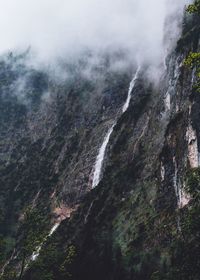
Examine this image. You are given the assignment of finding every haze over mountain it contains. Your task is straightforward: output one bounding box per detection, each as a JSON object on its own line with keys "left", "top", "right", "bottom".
{"left": 0, "top": 0, "right": 191, "bottom": 66}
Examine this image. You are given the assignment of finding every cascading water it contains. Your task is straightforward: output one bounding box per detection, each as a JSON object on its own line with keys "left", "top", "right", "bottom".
{"left": 92, "top": 123, "right": 116, "bottom": 188}
{"left": 31, "top": 223, "right": 59, "bottom": 261}
{"left": 92, "top": 67, "right": 140, "bottom": 188}
{"left": 163, "top": 55, "right": 182, "bottom": 113}
{"left": 122, "top": 68, "right": 140, "bottom": 113}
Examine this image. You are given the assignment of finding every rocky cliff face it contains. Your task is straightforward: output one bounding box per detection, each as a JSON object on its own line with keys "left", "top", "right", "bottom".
{"left": 0, "top": 11, "right": 200, "bottom": 280}
{"left": 0, "top": 52, "right": 133, "bottom": 275}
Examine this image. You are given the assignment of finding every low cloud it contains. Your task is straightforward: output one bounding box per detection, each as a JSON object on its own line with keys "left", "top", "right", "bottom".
{"left": 0, "top": 0, "right": 192, "bottom": 72}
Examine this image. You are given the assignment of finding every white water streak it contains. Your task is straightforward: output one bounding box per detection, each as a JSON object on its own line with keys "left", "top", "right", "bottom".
{"left": 92, "top": 123, "right": 115, "bottom": 188}
{"left": 92, "top": 68, "right": 140, "bottom": 188}
{"left": 122, "top": 68, "right": 140, "bottom": 113}
{"left": 173, "top": 157, "right": 191, "bottom": 209}
{"left": 164, "top": 56, "right": 182, "bottom": 113}
{"left": 31, "top": 223, "right": 59, "bottom": 261}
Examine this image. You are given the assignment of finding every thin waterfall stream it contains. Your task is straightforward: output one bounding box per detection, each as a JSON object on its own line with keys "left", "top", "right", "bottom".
{"left": 92, "top": 67, "right": 140, "bottom": 188}
{"left": 31, "top": 223, "right": 60, "bottom": 261}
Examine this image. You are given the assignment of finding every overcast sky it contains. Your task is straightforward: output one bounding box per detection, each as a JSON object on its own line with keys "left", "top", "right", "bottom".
{"left": 0, "top": 0, "right": 191, "bottom": 66}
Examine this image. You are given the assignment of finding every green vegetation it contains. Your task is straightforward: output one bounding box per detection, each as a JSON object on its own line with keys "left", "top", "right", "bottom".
{"left": 0, "top": 269, "right": 17, "bottom": 280}
{"left": 184, "top": 52, "right": 200, "bottom": 92}
{"left": 0, "top": 236, "right": 7, "bottom": 265}
{"left": 17, "top": 207, "right": 49, "bottom": 280}
{"left": 59, "top": 245, "right": 77, "bottom": 279}
{"left": 185, "top": 167, "right": 200, "bottom": 198}
{"left": 20, "top": 242, "right": 78, "bottom": 280}
{"left": 184, "top": 1, "right": 200, "bottom": 92}
{"left": 0, "top": 237, "right": 15, "bottom": 267}
{"left": 186, "top": 0, "right": 200, "bottom": 14}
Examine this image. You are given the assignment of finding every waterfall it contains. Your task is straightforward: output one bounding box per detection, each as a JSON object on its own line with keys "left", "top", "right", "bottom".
{"left": 173, "top": 157, "right": 181, "bottom": 205}
{"left": 163, "top": 56, "right": 182, "bottom": 113}
{"left": 92, "top": 123, "right": 116, "bottom": 188}
{"left": 92, "top": 67, "right": 140, "bottom": 188}
{"left": 173, "top": 156, "right": 191, "bottom": 209}
{"left": 122, "top": 68, "right": 140, "bottom": 113}
{"left": 31, "top": 223, "right": 59, "bottom": 261}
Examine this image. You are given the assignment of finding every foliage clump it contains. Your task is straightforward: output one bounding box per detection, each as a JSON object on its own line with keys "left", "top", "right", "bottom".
{"left": 59, "top": 245, "right": 77, "bottom": 279}
{"left": 183, "top": 0, "right": 200, "bottom": 92}
{"left": 184, "top": 52, "right": 200, "bottom": 94}
{"left": 17, "top": 207, "right": 49, "bottom": 279}
{"left": 186, "top": 0, "right": 200, "bottom": 14}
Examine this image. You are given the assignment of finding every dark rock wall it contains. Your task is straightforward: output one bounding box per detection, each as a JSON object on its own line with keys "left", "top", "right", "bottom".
{"left": 0, "top": 53, "right": 132, "bottom": 271}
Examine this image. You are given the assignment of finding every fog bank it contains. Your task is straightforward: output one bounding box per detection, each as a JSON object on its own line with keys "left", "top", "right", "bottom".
{"left": 0, "top": 0, "right": 192, "bottom": 68}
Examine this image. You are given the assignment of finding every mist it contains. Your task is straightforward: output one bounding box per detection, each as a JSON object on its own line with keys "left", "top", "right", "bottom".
{"left": 0, "top": 0, "right": 192, "bottom": 72}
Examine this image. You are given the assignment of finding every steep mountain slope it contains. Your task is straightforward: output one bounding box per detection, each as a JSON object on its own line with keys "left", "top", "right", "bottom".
{"left": 0, "top": 52, "right": 133, "bottom": 274}
{"left": 0, "top": 7, "right": 200, "bottom": 280}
